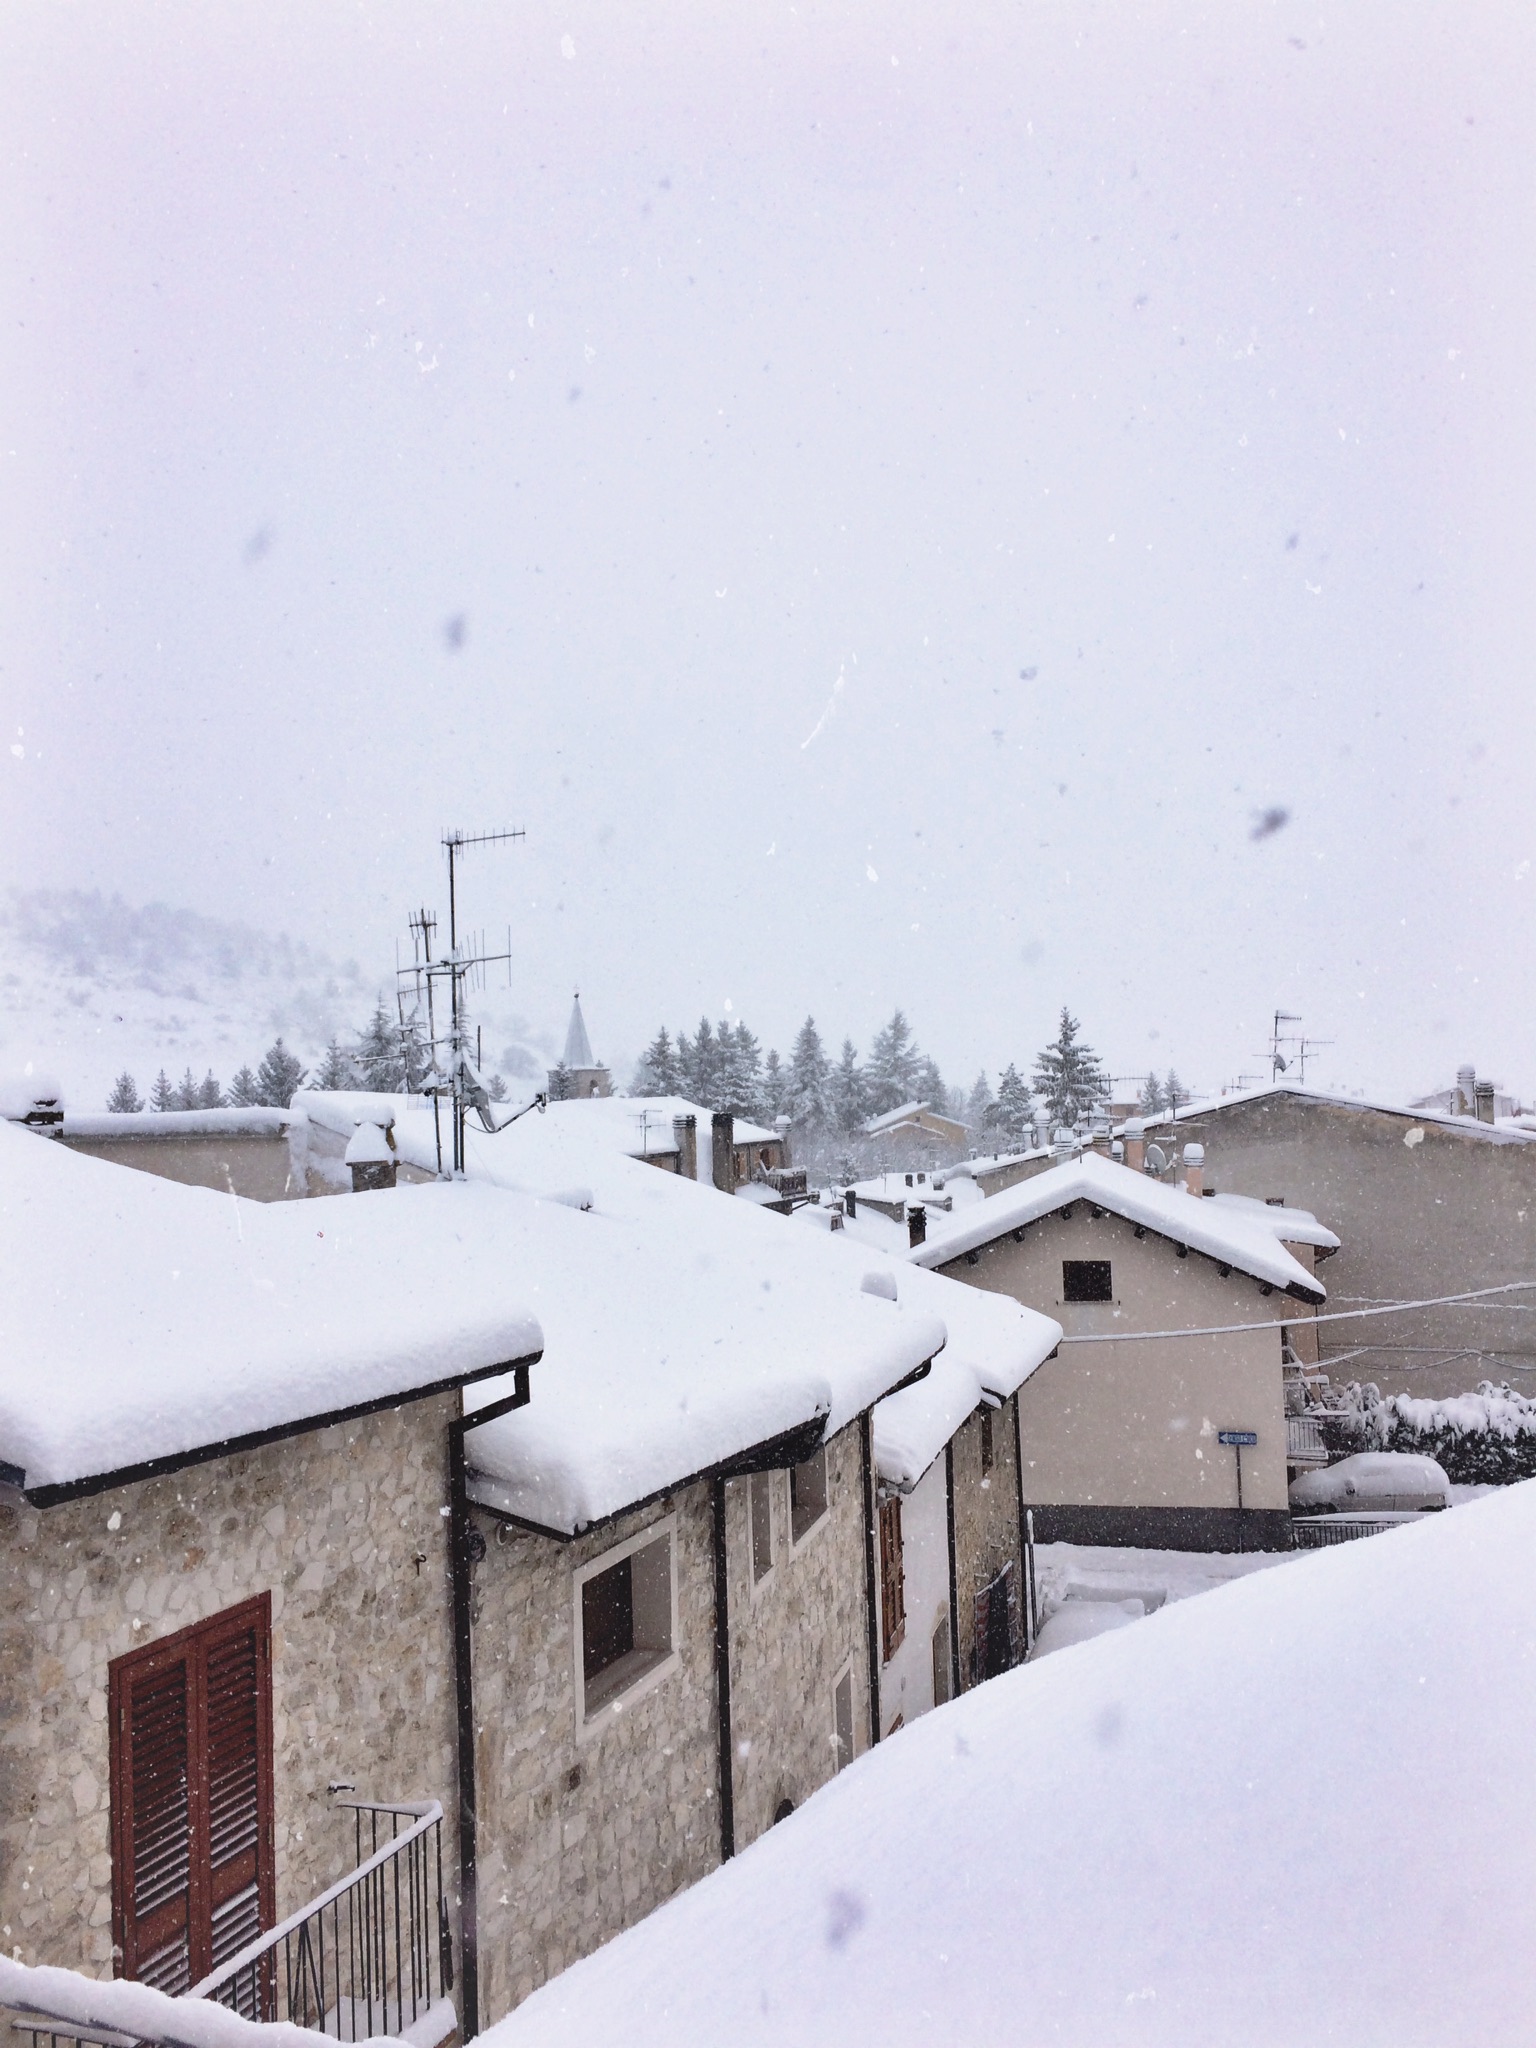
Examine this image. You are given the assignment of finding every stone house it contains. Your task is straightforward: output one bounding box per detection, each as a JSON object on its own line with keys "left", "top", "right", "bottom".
{"left": 1127, "top": 1082, "right": 1536, "bottom": 1398}
{"left": 909, "top": 1147, "right": 1327, "bottom": 1551}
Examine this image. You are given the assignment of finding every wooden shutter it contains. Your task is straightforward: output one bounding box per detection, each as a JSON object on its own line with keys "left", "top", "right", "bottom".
{"left": 111, "top": 1596, "right": 273, "bottom": 1990}
{"left": 878, "top": 1496, "right": 906, "bottom": 1662}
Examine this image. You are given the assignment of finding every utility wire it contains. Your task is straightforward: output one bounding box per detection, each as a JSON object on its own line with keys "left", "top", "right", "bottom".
{"left": 1056, "top": 1278, "right": 1536, "bottom": 1345}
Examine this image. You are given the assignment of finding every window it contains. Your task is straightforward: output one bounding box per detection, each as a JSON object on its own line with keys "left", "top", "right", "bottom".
{"left": 878, "top": 1494, "right": 906, "bottom": 1661}
{"left": 932, "top": 1615, "right": 953, "bottom": 1706}
{"left": 833, "top": 1666, "right": 855, "bottom": 1771}
{"left": 110, "top": 1595, "right": 274, "bottom": 1996}
{"left": 749, "top": 1471, "right": 774, "bottom": 1585}
{"left": 789, "top": 1445, "right": 829, "bottom": 1544}
{"left": 1062, "top": 1258, "right": 1113, "bottom": 1303}
{"left": 574, "top": 1520, "right": 678, "bottom": 1731}
{"left": 979, "top": 1406, "right": 995, "bottom": 1473}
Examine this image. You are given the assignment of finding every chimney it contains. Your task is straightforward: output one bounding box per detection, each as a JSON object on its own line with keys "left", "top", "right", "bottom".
{"left": 672, "top": 1114, "right": 698, "bottom": 1181}
{"left": 1475, "top": 1081, "right": 1496, "bottom": 1124}
{"left": 774, "top": 1114, "right": 792, "bottom": 1166}
{"left": 346, "top": 1117, "right": 397, "bottom": 1193}
{"left": 1182, "top": 1141, "right": 1205, "bottom": 1197}
{"left": 1456, "top": 1065, "right": 1476, "bottom": 1116}
{"left": 711, "top": 1110, "right": 736, "bottom": 1194}
{"left": 845, "top": 1188, "right": 858, "bottom": 1218}
{"left": 907, "top": 1204, "right": 927, "bottom": 1248}
{"left": 1123, "top": 1118, "right": 1146, "bottom": 1173}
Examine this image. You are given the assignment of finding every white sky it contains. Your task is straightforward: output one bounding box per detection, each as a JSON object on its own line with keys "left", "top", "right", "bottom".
{"left": 3, "top": 1, "right": 1533, "bottom": 1099}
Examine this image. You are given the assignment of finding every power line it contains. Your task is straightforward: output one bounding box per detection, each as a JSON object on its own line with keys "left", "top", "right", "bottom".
{"left": 1056, "top": 1278, "right": 1536, "bottom": 1345}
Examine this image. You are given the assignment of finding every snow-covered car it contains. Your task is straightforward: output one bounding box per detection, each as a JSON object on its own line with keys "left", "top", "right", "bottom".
{"left": 1289, "top": 1450, "right": 1450, "bottom": 1514}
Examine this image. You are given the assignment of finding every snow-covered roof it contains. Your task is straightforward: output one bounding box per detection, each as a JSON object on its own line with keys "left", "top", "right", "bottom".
{"left": 480, "top": 1484, "right": 1536, "bottom": 2047}
{"left": 910, "top": 1151, "right": 1326, "bottom": 1301}
{"left": 1127, "top": 1080, "right": 1536, "bottom": 1147}
{"left": 561, "top": 993, "right": 596, "bottom": 1070}
{"left": 0, "top": 1121, "right": 543, "bottom": 1499}
{"left": 1208, "top": 1190, "right": 1340, "bottom": 1252}
{"left": 861, "top": 1099, "right": 966, "bottom": 1137}
{"left": 59, "top": 1107, "right": 292, "bottom": 1140}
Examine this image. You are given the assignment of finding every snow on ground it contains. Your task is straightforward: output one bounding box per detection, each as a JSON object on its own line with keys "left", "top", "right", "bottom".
{"left": 485, "top": 1483, "right": 1536, "bottom": 2048}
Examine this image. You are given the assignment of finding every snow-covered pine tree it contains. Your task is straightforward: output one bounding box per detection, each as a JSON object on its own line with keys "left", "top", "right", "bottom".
{"left": 864, "top": 1009, "right": 922, "bottom": 1116}
{"left": 760, "top": 1049, "right": 787, "bottom": 1120}
{"left": 195, "top": 1071, "right": 225, "bottom": 1109}
{"left": 785, "top": 1017, "right": 832, "bottom": 1129}
{"left": 830, "top": 1038, "right": 867, "bottom": 1135}
{"left": 914, "top": 1053, "right": 947, "bottom": 1111}
{"left": 149, "top": 1069, "right": 176, "bottom": 1113}
{"left": 1165, "top": 1069, "right": 1191, "bottom": 1111}
{"left": 106, "top": 1072, "right": 143, "bottom": 1114}
{"left": 631, "top": 1027, "right": 682, "bottom": 1097}
{"left": 1138, "top": 1072, "right": 1165, "bottom": 1116}
{"left": 1032, "top": 1009, "right": 1109, "bottom": 1131}
{"left": 487, "top": 1073, "right": 509, "bottom": 1103}
{"left": 679, "top": 1019, "right": 723, "bottom": 1108}
{"left": 254, "top": 1039, "right": 306, "bottom": 1108}
{"left": 173, "top": 1067, "right": 201, "bottom": 1111}
{"left": 965, "top": 1072, "right": 994, "bottom": 1131}
{"left": 315, "top": 1036, "right": 358, "bottom": 1091}
{"left": 989, "top": 1063, "right": 1036, "bottom": 1147}
{"left": 719, "top": 1020, "right": 763, "bottom": 1115}
{"left": 356, "top": 1002, "right": 405, "bottom": 1092}
{"left": 227, "top": 1065, "right": 262, "bottom": 1108}
{"left": 548, "top": 1061, "right": 575, "bottom": 1101}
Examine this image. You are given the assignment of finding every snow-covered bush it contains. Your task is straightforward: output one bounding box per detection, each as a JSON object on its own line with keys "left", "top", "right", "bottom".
{"left": 1323, "top": 1381, "right": 1536, "bottom": 1485}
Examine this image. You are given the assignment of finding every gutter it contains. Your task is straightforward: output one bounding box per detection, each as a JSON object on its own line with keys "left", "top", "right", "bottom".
{"left": 945, "top": 1441, "right": 962, "bottom": 1697}
{"left": 448, "top": 1360, "right": 538, "bottom": 2042}
{"left": 711, "top": 1476, "right": 735, "bottom": 1863}
{"left": 860, "top": 1411, "right": 881, "bottom": 1749}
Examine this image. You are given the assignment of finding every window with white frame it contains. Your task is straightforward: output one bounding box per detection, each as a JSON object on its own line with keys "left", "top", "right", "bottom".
{"left": 573, "top": 1517, "right": 678, "bottom": 1732}
{"left": 789, "top": 1445, "right": 829, "bottom": 1544}
{"left": 749, "top": 1471, "right": 775, "bottom": 1585}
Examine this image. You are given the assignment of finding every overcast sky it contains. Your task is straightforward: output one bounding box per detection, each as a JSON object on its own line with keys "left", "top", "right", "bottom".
{"left": 3, "top": 1, "right": 1533, "bottom": 1099}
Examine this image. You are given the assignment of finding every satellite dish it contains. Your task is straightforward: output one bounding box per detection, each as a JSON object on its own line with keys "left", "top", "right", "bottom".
{"left": 1145, "top": 1143, "right": 1168, "bottom": 1174}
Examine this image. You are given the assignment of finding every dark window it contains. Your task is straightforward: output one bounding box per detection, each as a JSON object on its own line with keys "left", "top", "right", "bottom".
{"left": 582, "top": 1556, "right": 634, "bottom": 1685}
{"left": 1062, "top": 1259, "right": 1113, "bottom": 1302}
{"left": 878, "top": 1495, "right": 906, "bottom": 1661}
{"left": 789, "top": 1446, "right": 829, "bottom": 1542}
{"left": 749, "top": 1471, "right": 774, "bottom": 1583}
{"left": 110, "top": 1595, "right": 273, "bottom": 1996}
{"left": 979, "top": 1407, "right": 994, "bottom": 1472}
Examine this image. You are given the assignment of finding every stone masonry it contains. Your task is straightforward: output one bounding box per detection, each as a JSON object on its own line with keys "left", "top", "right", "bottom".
{"left": 951, "top": 1395, "right": 1025, "bottom": 1687}
{"left": 0, "top": 1396, "right": 460, "bottom": 1976}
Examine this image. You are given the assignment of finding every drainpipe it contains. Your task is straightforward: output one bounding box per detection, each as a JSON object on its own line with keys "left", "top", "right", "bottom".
{"left": 860, "top": 1412, "right": 881, "bottom": 1749}
{"left": 1010, "top": 1394, "right": 1030, "bottom": 1657}
{"left": 945, "top": 1441, "right": 962, "bottom": 1698}
{"left": 711, "top": 1475, "right": 735, "bottom": 1863}
{"left": 448, "top": 1364, "right": 536, "bottom": 2042}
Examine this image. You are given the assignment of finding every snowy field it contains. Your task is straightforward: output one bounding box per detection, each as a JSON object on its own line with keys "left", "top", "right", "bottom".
{"left": 488, "top": 1483, "right": 1536, "bottom": 2047}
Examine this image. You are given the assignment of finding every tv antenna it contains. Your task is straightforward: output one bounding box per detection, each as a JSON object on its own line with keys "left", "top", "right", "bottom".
{"left": 1258, "top": 1010, "right": 1334, "bottom": 1084}
{"left": 396, "top": 828, "right": 545, "bottom": 1177}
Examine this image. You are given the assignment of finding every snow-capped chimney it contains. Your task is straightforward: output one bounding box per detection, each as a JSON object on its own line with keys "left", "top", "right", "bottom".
{"left": 907, "top": 1204, "right": 927, "bottom": 1248}
{"left": 711, "top": 1111, "right": 736, "bottom": 1194}
{"left": 346, "top": 1117, "right": 397, "bottom": 1193}
{"left": 672, "top": 1114, "right": 697, "bottom": 1181}
{"left": 1456, "top": 1065, "right": 1476, "bottom": 1116}
{"left": 1475, "top": 1081, "right": 1496, "bottom": 1124}
{"left": 1182, "top": 1142, "right": 1205, "bottom": 1197}
{"left": 1123, "top": 1119, "right": 1146, "bottom": 1173}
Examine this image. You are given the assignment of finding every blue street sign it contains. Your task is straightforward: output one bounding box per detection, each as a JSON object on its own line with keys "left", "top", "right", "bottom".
{"left": 1218, "top": 1429, "right": 1257, "bottom": 1446}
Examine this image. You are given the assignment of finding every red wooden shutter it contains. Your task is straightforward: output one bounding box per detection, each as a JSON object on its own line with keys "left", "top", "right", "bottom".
{"left": 879, "top": 1496, "right": 906, "bottom": 1661}
{"left": 112, "top": 1596, "right": 273, "bottom": 1990}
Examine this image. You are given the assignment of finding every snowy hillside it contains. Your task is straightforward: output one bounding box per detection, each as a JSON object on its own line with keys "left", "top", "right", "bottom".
{"left": 0, "top": 889, "right": 550, "bottom": 1112}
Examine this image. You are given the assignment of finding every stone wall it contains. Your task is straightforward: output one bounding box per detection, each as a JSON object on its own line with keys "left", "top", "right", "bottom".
{"left": 951, "top": 1396, "right": 1025, "bottom": 1687}
{"left": 0, "top": 1397, "right": 459, "bottom": 1976}
{"left": 724, "top": 1420, "right": 871, "bottom": 1846}
{"left": 468, "top": 1486, "right": 720, "bottom": 2023}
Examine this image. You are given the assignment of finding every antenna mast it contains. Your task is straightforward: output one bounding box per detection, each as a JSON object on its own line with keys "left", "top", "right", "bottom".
{"left": 396, "top": 828, "right": 531, "bottom": 1177}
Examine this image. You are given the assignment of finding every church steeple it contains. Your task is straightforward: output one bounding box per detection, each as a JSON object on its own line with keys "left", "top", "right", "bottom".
{"left": 563, "top": 992, "right": 595, "bottom": 1071}
{"left": 547, "top": 990, "right": 612, "bottom": 1100}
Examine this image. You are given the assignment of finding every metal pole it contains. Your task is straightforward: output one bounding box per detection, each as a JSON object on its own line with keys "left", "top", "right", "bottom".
{"left": 1235, "top": 1442, "right": 1244, "bottom": 1512}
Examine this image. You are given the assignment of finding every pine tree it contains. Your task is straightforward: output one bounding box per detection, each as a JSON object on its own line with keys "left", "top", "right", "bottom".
{"left": 965, "top": 1072, "right": 994, "bottom": 1131}
{"left": 760, "top": 1049, "right": 787, "bottom": 1120}
{"left": 718, "top": 1020, "right": 763, "bottom": 1115}
{"left": 254, "top": 1039, "right": 306, "bottom": 1108}
{"left": 785, "top": 1017, "right": 832, "bottom": 1129}
{"left": 632, "top": 1027, "right": 682, "bottom": 1097}
{"left": 315, "top": 1037, "right": 357, "bottom": 1091}
{"left": 356, "top": 1001, "right": 405, "bottom": 1092}
{"left": 1165, "top": 1069, "right": 1191, "bottom": 1112}
{"left": 549, "top": 1061, "right": 575, "bottom": 1101}
{"left": 679, "top": 1019, "right": 723, "bottom": 1108}
{"left": 227, "top": 1065, "right": 262, "bottom": 1108}
{"left": 989, "top": 1063, "right": 1036, "bottom": 1148}
{"left": 173, "top": 1067, "right": 201, "bottom": 1111}
{"left": 149, "top": 1069, "right": 176, "bottom": 1112}
{"left": 1139, "top": 1072, "right": 1165, "bottom": 1116}
{"left": 830, "top": 1038, "right": 867, "bottom": 1135}
{"left": 106, "top": 1072, "right": 143, "bottom": 1114}
{"left": 1032, "top": 1008, "right": 1109, "bottom": 1131}
{"left": 487, "top": 1073, "right": 509, "bottom": 1103}
{"left": 914, "top": 1053, "right": 947, "bottom": 1110}
{"left": 864, "top": 1010, "right": 922, "bottom": 1116}
{"left": 195, "top": 1071, "right": 225, "bottom": 1109}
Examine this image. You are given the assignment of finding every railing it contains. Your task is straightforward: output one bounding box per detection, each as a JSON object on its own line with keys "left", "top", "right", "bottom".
{"left": 1293, "top": 1512, "right": 1423, "bottom": 1548}
{"left": 192, "top": 1800, "right": 452, "bottom": 2042}
{"left": 1285, "top": 1414, "right": 1329, "bottom": 1468}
